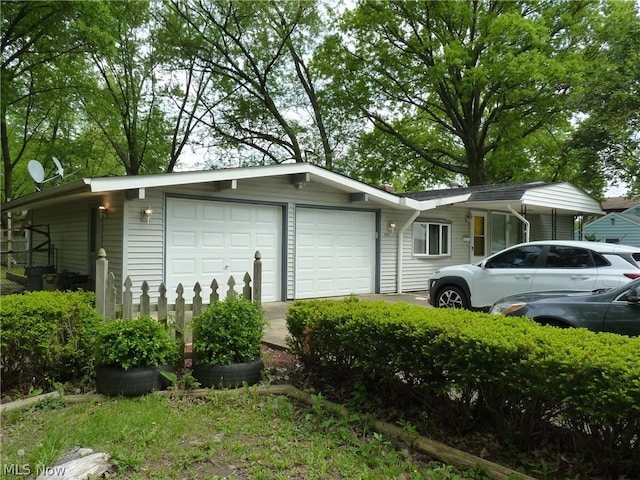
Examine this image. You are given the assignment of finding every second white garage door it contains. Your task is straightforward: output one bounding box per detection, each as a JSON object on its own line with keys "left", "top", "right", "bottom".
{"left": 295, "top": 208, "right": 376, "bottom": 298}
{"left": 166, "top": 198, "right": 282, "bottom": 302}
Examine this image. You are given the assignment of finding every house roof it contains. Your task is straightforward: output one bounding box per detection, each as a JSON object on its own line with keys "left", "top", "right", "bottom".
{"left": 403, "top": 181, "right": 603, "bottom": 215}
{"left": 2, "top": 164, "right": 604, "bottom": 216}
{"left": 602, "top": 196, "right": 640, "bottom": 212}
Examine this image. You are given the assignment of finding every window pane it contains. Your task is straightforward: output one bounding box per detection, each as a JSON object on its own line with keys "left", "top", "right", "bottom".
{"left": 428, "top": 224, "right": 440, "bottom": 255}
{"left": 441, "top": 225, "right": 449, "bottom": 254}
{"left": 413, "top": 224, "right": 427, "bottom": 254}
{"left": 473, "top": 216, "right": 485, "bottom": 256}
{"left": 486, "top": 245, "right": 543, "bottom": 268}
{"left": 491, "top": 214, "right": 506, "bottom": 253}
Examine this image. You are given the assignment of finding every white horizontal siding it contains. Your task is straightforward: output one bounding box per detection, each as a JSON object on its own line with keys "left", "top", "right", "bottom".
{"left": 32, "top": 204, "right": 88, "bottom": 273}
{"left": 122, "top": 191, "right": 164, "bottom": 301}
{"left": 400, "top": 207, "right": 469, "bottom": 292}
{"left": 523, "top": 184, "right": 602, "bottom": 214}
{"left": 379, "top": 209, "right": 398, "bottom": 293}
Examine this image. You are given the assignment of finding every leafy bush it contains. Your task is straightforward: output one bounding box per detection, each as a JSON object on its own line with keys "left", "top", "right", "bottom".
{"left": 0, "top": 290, "right": 101, "bottom": 394}
{"left": 192, "top": 295, "right": 266, "bottom": 365}
{"left": 286, "top": 298, "right": 640, "bottom": 477}
{"left": 95, "top": 316, "right": 180, "bottom": 370}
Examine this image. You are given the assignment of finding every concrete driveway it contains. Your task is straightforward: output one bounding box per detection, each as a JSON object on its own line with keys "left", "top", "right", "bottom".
{"left": 262, "top": 291, "right": 431, "bottom": 349}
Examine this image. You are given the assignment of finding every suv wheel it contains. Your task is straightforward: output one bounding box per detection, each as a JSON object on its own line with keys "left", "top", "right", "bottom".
{"left": 436, "top": 286, "right": 469, "bottom": 309}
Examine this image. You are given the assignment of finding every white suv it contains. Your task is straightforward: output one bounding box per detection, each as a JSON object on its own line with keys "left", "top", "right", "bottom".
{"left": 428, "top": 241, "right": 640, "bottom": 310}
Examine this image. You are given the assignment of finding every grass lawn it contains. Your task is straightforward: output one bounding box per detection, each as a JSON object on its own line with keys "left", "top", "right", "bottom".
{"left": 1, "top": 390, "right": 488, "bottom": 479}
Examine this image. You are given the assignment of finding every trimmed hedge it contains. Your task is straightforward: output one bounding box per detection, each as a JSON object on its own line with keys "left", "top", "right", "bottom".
{"left": 1, "top": 290, "right": 101, "bottom": 394}
{"left": 286, "top": 298, "right": 640, "bottom": 476}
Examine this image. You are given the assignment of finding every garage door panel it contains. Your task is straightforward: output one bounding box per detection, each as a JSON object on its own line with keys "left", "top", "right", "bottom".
{"left": 172, "top": 232, "right": 196, "bottom": 247}
{"left": 202, "top": 258, "right": 224, "bottom": 269}
{"left": 202, "top": 232, "right": 223, "bottom": 246}
{"left": 230, "top": 232, "right": 251, "bottom": 248}
{"left": 167, "top": 199, "right": 281, "bottom": 302}
{"left": 296, "top": 208, "right": 375, "bottom": 298}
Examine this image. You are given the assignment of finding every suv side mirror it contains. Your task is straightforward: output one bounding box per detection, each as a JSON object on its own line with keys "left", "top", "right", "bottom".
{"left": 628, "top": 286, "right": 640, "bottom": 303}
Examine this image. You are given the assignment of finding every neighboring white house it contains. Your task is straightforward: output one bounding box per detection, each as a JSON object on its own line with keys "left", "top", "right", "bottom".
{"left": 1, "top": 163, "right": 604, "bottom": 301}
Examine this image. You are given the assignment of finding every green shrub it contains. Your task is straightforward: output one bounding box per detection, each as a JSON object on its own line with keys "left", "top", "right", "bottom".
{"left": 95, "top": 316, "right": 180, "bottom": 370}
{"left": 192, "top": 295, "right": 266, "bottom": 365}
{"left": 286, "top": 299, "right": 640, "bottom": 476}
{"left": 0, "top": 290, "right": 101, "bottom": 394}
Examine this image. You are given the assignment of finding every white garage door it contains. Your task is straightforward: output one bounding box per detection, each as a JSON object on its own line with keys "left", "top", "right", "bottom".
{"left": 166, "top": 198, "right": 281, "bottom": 302}
{"left": 296, "top": 208, "right": 376, "bottom": 298}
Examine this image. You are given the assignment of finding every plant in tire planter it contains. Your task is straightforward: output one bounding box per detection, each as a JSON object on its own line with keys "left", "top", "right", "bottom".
{"left": 192, "top": 295, "right": 267, "bottom": 388}
{"left": 95, "top": 316, "right": 180, "bottom": 396}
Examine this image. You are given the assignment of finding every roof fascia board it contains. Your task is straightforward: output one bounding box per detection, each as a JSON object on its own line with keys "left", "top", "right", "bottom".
{"left": 3, "top": 163, "right": 414, "bottom": 211}
{"left": 2, "top": 179, "right": 91, "bottom": 210}
{"left": 85, "top": 163, "right": 314, "bottom": 192}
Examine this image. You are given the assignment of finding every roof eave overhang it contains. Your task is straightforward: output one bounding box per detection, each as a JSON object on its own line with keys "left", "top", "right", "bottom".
{"left": 2, "top": 179, "right": 92, "bottom": 211}
{"left": 2, "top": 163, "right": 420, "bottom": 212}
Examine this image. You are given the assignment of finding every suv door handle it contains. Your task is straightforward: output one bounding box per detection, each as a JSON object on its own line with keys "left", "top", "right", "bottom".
{"left": 570, "top": 275, "right": 590, "bottom": 280}
{"left": 515, "top": 275, "right": 531, "bottom": 279}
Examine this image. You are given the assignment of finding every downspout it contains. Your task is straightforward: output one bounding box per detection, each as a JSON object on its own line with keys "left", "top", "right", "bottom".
{"left": 508, "top": 204, "right": 530, "bottom": 243}
{"left": 396, "top": 210, "right": 421, "bottom": 293}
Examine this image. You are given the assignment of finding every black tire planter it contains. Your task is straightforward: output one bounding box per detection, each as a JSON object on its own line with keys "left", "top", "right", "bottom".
{"left": 192, "top": 358, "right": 264, "bottom": 389}
{"left": 96, "top": 365, "right": 160, "bottom": 397}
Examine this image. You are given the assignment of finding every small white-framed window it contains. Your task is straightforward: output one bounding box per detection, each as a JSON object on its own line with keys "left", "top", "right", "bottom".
{"left": 412, "top": 222, "right": 451, "bottom": 256}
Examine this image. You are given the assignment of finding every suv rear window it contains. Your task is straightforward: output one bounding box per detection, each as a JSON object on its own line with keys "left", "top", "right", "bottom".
{"left": 592, "top": 252, "right": 610, "bottom": 267}
{"left": 544, "top": 246, "right": 593, "bottom": 268}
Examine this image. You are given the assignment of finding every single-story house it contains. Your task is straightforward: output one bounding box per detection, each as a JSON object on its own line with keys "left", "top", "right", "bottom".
{"left": 582, "top": 200, "right": 640, "bottom": 247}
{"left": 1, "top": 163, "right": 604, "bottom": 302}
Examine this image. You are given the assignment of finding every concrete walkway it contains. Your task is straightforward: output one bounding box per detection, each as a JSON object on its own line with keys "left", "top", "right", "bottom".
{"left": 262, "top": 291, "right": 431, "bottom": 349}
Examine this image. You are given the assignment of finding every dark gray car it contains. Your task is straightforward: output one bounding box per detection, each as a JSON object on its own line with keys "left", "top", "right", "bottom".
{"left": 490, "top": 278, "right": 640, "bottom": 336}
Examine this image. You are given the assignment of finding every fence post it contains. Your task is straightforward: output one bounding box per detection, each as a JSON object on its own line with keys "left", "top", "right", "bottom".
{"left": 123, "top": 277, "right": 133, "bottom": 320}
{"left": 253, "top": 250, "right": 262, "bottom": 306}
{"left": 140, "top": 281, "right": 150, "bottom": 317}
{"left": 193, "top": 283, "right": 202, "bottom": 317}
{"left": 175, "top": 284, "right": 185, "bottom": 347}
{"left": 158, "top": 283, "right": 168, "bottom": 324}
{"left": 95, "top": 248, "right": 108, "bottom": 317}
{"left": 105, "top": 272, "right": 116, "bottom": 320}
{"left": 243, "top": 272, "right": 252, "bottom": 300}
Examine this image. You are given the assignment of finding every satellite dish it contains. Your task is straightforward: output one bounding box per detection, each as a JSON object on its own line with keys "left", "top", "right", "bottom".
{"left": 28, "top": 160, "right": 46, "bottom": 190}
{"left": 28, "top": 157, "right": 73, "bottom": 191}
{"left": 52, "top": 157, "right": 64, "bottom": 178}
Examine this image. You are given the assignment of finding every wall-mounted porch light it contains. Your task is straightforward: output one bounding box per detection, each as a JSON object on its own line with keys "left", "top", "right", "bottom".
{"left": 388, "top": 222, "right": 397, "bottom": 233}
{"left": 98, "top": 205, "right": 108, "bottom": 220}
{"left": 141, "top": 207, "right": 153, "bottom": 223}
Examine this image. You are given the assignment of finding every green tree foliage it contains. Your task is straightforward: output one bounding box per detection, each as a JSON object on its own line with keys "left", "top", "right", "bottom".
{"left": 320, "top": 0, "right": 597, "bottom": 187}
{"left": 567, "top": 0, "right": 640, "bottom": 198}
{"left": 2, "top": 0, "right": 638, "bottom": 201}
{"left": 80, "top": 0, "right": 169, "bottom": 176}
{"left": 166, "top": 0, "right": 339, "bottom": 167}
{"left": 2, "top": 1, "right": 88, "bottom": 201}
